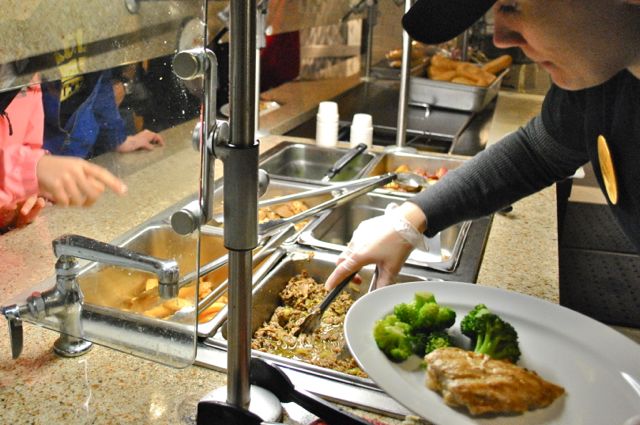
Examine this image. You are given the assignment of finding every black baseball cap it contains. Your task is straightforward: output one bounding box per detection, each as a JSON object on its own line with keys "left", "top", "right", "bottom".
{"left": 402, "top": 0, "right": 496, "bottom": 45}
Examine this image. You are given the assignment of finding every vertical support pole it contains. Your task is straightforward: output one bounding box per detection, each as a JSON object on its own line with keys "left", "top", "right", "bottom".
{"left": 394, "top": 0, "right": 412, "bottom": 148}
{"left": 459, "top": 29, "right": 470, "bottom": 62}
{"left": 255, "top": 1, "right": 268, "bottom": 135}
{"left": 226, "top": 0, "right": 258, "bottom": 410}
{"left": 362, "top": 0, "right": 377, "bottom": 80}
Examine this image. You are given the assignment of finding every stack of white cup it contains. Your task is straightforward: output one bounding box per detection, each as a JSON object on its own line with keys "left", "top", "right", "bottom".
{"left": 315, "top": 101, "right": 339, "bottom": 148}
{"left": 349, "top": 113, "right": 373, "bottom": 149}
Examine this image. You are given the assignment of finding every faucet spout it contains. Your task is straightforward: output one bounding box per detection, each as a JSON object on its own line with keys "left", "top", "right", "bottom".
{"left": 52, "top": 234, "right": 180, "bottom": 299}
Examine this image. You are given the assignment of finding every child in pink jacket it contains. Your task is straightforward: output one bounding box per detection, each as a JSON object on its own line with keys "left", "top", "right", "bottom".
{"left": 1, "top": 81, "right": 127, "bottom": 232}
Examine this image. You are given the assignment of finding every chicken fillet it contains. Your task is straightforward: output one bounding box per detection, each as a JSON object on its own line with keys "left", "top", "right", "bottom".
{"left": 425, "top": 347, "right": 565, "bottom": 415}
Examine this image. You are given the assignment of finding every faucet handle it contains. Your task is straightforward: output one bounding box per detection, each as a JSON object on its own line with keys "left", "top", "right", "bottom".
{"left": 2, "top": 305, "right": 24, "bottom": 359}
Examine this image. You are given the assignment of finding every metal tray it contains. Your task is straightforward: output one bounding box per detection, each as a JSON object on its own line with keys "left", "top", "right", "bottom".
{"left": 298, "top": 192, "right": 470, "bottom": 272}
{"left": 365, "top": 150, "right": 469, "bottom": 197}
{"left": 409, "top": 69, "right": 509, "bottom": 112}
{"left": 258, "top": 141, "right": 378, "bottom": 184}
{"left": 205, "top": 248, "right": 429, "bottom": 383}
{"left": 79, "top": 223, "right": 228, "bottom": 311}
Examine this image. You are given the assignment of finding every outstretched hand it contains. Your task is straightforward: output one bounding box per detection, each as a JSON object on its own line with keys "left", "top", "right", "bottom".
{"left": 324, "top": 202, "right": 428, "bottom": 290}
{"left": 117, "top": 129, "right": 165, "bottom": 153}
{"left": 36, "top": 155, "right": 127, "bottom": 207}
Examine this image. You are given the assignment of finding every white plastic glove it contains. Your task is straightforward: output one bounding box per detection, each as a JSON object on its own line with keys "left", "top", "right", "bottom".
{"left": 324, "top": 202, "right": 428, "bottom": 290}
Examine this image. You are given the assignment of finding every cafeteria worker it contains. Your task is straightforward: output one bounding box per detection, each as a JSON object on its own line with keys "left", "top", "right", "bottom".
{"left": 325, "top": 0, "right": 640, "bottom": 290}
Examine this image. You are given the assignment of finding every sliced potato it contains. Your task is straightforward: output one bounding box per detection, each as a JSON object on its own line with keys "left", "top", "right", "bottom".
{"left": 145, "top": 278, "right": 159, "bottom": 291}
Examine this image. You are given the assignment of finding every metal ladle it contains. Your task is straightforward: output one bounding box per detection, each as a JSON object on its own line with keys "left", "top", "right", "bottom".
{"left": 395, "top": 172, "right": 429, "bottom": 192}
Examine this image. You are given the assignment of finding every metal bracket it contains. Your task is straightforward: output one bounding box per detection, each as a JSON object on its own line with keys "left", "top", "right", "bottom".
{"left": 171, "top": 48, "right": 219, "bottom": 230}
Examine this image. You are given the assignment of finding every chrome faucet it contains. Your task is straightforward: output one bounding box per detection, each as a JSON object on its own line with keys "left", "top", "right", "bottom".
{"left": 53, "top": 234, "right": 180, "bottom": 299}
{"left": 1, "top": 234, "right": 179, "bottom": 359}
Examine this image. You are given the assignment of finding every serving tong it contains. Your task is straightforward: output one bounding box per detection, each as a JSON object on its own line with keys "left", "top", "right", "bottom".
{"left": 171, "top": 173, "right": 394, "bottom": 328}
{"left": 295, "top": 272, "right": 358, "bottom": 336}
{"left": 210, "top": 172, "right": 395, "bottom": 225}
{"left": 321, "top": 142, "right": 368, "bottom": 182}
{"left": 258, "top": 172, "right": 396, "bottom": 235}
{"left": 295, "top": 266, "right": 379, "bottom": 343}
{"left": 169, "top": 224, "right": 297, "bottom": 324}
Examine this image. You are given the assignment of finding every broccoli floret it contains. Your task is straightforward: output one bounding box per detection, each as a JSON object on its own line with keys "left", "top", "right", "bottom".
{"left": 414, "top": 303, "right": 456, "bottom": 331}
{"left": 460, "top": 303, "right": 490, "bottom": 339}
{"left": 393, "top": 292, "right": 456, "bottom": 331}
{"left": 408, "top": 332, "right": 427, "bottom": 356}
{"left": 424, "top": 330, "right": 453, "bottom": 354}
{"left": 462, "top": 305, "right": 521, "bottom": 363}
{"left": 373, "top": 314, "right": 414, "bottom": 362}
{"left": 394, "top": 291, "right": 437, "bottom": 328}
{"left": 414, "top": 291, "right": 436, "bottom": 308}
{"left": 435, "top": 306, "right": 456, "bottom": 330}
{"left": 415, "top": 302, "right": 439, "bottom": 329}
{"left": 408, "top": 330, "right": 452, "bottom": 356}
{"left": 376, "top": 292, "right": 458, "bottom": 361}
{"left": 393, "top": 302, "right": 419, "bottom": 327}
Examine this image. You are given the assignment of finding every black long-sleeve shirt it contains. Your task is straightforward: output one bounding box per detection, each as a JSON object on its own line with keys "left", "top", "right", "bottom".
{"left": 411, "top": 70, "right": 640, "bottom": 250}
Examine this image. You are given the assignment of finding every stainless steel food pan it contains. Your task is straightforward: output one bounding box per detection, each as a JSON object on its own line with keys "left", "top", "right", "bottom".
{"left": 207, "top": 248, "right": 427, "bottom": 383}
{"left": 79, "top": 223, "right": 229, "bottom": 310}
{"left": 365, "top": 150, "right": 468, "bottom": 197}
{"left": 258, "top": 141, "right": 378, "bottom": 184}
{"left": 69, "top": 223, "right": 231, "bottom": 367}
{"left": 77, "top": 221, "right": 290, "bottom": 338}
{"left": 409, "top": 69, "right": 508, "bottom": 112}
{"left": 298, "top": 192, "right": 470, "bottom": 272}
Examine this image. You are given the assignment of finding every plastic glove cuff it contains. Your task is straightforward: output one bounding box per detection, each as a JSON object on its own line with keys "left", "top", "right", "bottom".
{"left": 384, "top": 204, "right": 428, "bottom": 251}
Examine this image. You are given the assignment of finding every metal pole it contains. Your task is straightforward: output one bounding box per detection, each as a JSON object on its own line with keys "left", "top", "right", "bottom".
{"left": 255, "top": 49, "right": 261, "bottom": 134}
{"left": 256, "top": 1, "right": 269, "bottom": 136}
{"left": 226, "top": 250, "right": 254, "bottom": 407}
{"left": 459, "top": 29, "right": 470, "bottom": 62}
{"left": 394, "top": 0, "right": 412, "bottom": 148}
{"left": 227, "top": 0, "right": 258, "bottom": 410}
{"left": 362, "top": 0, "right": 377, "bottom": 80}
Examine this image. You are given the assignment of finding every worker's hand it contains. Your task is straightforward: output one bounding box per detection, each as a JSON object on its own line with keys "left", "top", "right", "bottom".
{"left": 14, "top": 195, "right": 47, "bottom": 227}
{"left": 36, "top": 155, "right": 127, "bottom": 207}
{"left": 117, "top": 129, "right": 165, "bottom": 153}
{"left": 324, "top": 202, "right": 428, "bottom": 290}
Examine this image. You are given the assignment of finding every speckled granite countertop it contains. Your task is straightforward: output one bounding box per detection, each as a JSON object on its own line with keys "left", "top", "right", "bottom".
{"left": 1, "top": 87, "right": 638, "bottom": 425}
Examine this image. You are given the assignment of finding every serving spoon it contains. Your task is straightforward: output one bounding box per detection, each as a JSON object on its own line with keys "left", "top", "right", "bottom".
{"left": 395, "top": 172, "right": 428, "bottom": 192}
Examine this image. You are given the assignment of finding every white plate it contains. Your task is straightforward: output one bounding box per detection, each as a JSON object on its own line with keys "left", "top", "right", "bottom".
{"left": 344, "top": 281, "right": 640, "bottom": 425}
